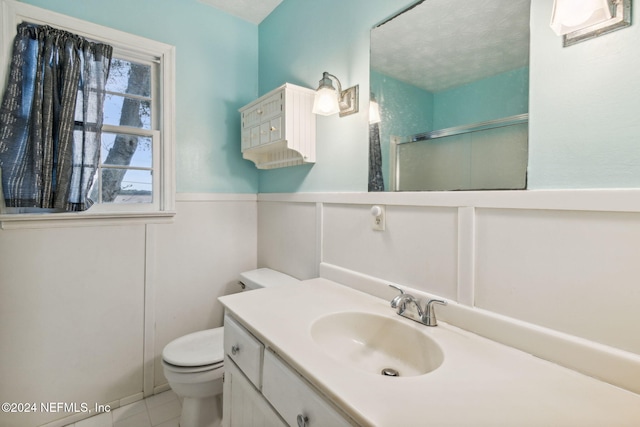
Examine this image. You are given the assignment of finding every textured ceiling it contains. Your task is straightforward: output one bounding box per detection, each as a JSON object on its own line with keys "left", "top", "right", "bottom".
{"left": 371, "top": 0, "right": 531, "bottom": 92}
{"left": 198, "top": 0, "right": 282, "bottom": 24}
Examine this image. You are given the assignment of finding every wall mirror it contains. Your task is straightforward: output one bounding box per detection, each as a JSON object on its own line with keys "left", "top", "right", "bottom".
{"left": 369, "top": 0, "right": 531, "bottom": 191}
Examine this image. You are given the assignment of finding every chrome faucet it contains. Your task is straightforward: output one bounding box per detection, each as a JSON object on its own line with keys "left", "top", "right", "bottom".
{"left": 388, "top": 284, "right": 447, "bottom": 326}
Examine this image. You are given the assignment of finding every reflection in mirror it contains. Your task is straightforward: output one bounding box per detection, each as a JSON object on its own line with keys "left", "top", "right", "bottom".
{"left": 369, "top": 0, "right": 531, "bottom": 191}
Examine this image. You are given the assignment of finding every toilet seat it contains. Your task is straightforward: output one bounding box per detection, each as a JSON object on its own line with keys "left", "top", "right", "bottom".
{"left": 162, "top": 327, "right": 224, "bottom": 368}
{"left": 163, "top": 360, "right": 223, "bottom": 374}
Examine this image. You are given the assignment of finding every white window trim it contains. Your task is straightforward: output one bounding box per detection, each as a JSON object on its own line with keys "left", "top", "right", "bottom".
{"left": 0, "top": 0, "right": 176, "bottom": 229}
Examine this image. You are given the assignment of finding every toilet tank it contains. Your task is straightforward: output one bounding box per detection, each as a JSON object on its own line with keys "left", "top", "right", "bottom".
{"left": 239, "top": 268, "right": 299, "bottom": 291}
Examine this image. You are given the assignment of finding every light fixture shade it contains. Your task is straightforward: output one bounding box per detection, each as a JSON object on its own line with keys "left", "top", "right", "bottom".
{"left": 313, "top": 86, "right": 340, "bottom": 116}
{"left": 312, "top": 71, "right": 359, "bottom": 117}
{"left": 550, "top": 0, "right": 613, "bottom": 35}
{"left": 369, "top": 99, "right": 381, "bottom": 124}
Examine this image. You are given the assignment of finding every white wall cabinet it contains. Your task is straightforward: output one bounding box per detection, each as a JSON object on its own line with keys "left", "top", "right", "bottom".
{"left": 222, "top": 313, "right": 355, "bottom": 427}
{"left": 240, "top": 83, "right": 316, "bottom": 169}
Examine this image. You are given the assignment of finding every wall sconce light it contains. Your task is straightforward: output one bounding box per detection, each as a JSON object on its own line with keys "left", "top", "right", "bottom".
{"left": 312, "top": 72, "right": 359, "bottom": 117}
{"left": 550, "top": 0, "right": 631, "bottom": 46}
{"left": 369, "top": 93, "right": 381, "bottom": 124}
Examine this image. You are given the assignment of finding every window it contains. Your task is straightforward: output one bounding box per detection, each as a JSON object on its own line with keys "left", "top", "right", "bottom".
{"left": 0, "top": 0, "right": 175, "bottom": 225}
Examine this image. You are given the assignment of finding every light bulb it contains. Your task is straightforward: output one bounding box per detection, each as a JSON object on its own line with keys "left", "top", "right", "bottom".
{"left": 313, "top": 87, "right": 340, "bottom": 116}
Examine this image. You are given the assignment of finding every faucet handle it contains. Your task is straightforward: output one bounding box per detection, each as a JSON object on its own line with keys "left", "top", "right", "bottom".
{"left": 388, "top": 284, "right": 405, "bottom": 308}
{"left": 423, "top": 299, "right": 447, "bottom": 326}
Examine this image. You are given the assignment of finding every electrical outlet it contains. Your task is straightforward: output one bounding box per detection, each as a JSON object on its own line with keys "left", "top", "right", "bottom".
{"left": 371, "top": 205, "right": 385, "bottom": 231}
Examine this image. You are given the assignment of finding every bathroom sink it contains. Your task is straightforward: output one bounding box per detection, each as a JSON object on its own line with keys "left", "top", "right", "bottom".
{"left": 310, "top": 312, "right": 443, "bottom": 377}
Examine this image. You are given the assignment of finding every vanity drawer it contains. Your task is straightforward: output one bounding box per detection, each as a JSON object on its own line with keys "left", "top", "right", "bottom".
{"left": 224, "top": 314, "right": 264, "bottom": 388}
{"left": 262, "top": 350, "right": 354, "bottom": 427}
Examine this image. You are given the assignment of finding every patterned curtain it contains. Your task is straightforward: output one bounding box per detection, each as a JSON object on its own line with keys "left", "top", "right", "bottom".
{"left": 368, "top": 122, "right": 385, "bottom": 192}
{"left": 0, "top": 23, "right": 112, "bottom": 211}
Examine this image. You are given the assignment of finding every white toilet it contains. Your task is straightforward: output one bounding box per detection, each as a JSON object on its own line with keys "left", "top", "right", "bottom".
{"left": 162, "top": 268, "right": 299, "bottom": 427}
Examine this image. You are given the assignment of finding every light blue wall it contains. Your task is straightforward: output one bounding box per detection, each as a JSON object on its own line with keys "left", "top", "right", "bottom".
{"left": 370, "top": 70, "right": 433, "bottom": 191}
{"left": 433, "top": 67, "right": 529, "bottom": 130}
{"left": 260, "top": 0, "right": 640, "bottom": 191}
{"left": 528, "top": 0, "right": 640, "bottom": 189}
{"left": 20, "top": 0, "right": 260, "bottom": 193}
{"left": 18, "top": 0, "right": 640, "bottom": 192}
{"left": 257, "top": 0, "right": 414, "bottom": 193}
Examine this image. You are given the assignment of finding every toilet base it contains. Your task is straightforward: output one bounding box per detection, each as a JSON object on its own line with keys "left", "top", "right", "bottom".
{"left": 180, "top": 393, "right": 222, "bottom": 427}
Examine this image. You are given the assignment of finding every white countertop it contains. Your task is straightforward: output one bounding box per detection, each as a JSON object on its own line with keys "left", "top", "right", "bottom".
{"left": 219, "top": 278, "right": 640, "bottom": 427}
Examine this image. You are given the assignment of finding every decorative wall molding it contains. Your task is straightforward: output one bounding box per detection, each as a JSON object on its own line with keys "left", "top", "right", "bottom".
{"left": 177, "top": 193, "right": 258, "bottom": 202}
{"left": 258, "top": 189, "right": 640, "bottom": 213}
{"left": 257, "top": 191, "right": 640, "bottom": 396}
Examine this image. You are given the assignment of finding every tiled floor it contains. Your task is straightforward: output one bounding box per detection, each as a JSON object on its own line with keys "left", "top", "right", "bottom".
{"left": 64, "top": 390, "right": 181, "bottom": 427}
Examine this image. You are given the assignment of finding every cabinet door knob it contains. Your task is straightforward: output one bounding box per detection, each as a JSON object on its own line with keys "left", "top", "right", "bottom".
{"left": 296, "top": 414, "right": 309, "bottom": 427}
{"left": 231, "top": 345, "right": 240, "bottom": 355}
{"left": 257, "top": 109, "right": 263, "bottom": 114}
{"left": 270, "top": 126, "right": 277, "bottom": 131}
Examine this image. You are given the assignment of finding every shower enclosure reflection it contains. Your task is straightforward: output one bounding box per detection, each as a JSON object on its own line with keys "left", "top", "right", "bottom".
{"left": 392, "top": 116, "right": 528, "bottom": 191}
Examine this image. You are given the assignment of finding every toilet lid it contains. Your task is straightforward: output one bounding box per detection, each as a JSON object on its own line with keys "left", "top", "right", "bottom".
{"left": 162, "top": 327, "right": 224, "bottom": 367}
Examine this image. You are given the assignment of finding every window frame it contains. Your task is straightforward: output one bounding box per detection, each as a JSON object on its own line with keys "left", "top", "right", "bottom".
{"left": 0, "top": 0, "right": 176, "bottom": 228}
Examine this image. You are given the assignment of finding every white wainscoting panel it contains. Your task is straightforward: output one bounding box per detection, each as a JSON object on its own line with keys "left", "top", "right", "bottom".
{"left": 474, "top": 208, "right": 640, "bottom": 355}
{"left": 256, "top": 191, "right": 640, "bottom": 395}
{"left": 153, "top": 197, "right": 258, "bottom": 387}
{"left": 0, "top": 194, "right": 259, "bottom": 427}
{"left": 322, "top": 204, "right": 459, "bottom": 299}
{"left": 258, "top": 201, "right": 318, "bottom": 280}
{"left": 0, "top": 225, "right": 146, "bottom": 427}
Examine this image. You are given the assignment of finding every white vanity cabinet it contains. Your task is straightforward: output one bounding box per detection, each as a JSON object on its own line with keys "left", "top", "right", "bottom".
{"left": 239, "top": 83, "right": 316, "bottom": 169}
{"left": 222, "top": 313, "right": 355, "bottom": 427}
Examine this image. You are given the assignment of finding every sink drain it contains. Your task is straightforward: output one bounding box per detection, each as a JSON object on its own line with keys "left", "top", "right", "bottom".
{"left": 381, "top": 368, "right": 400, "bottom": 377}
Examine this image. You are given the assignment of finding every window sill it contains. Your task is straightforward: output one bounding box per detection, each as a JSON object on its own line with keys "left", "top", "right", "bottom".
{"left": 0, "top": 210, "right": 176, "bottom": 229}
